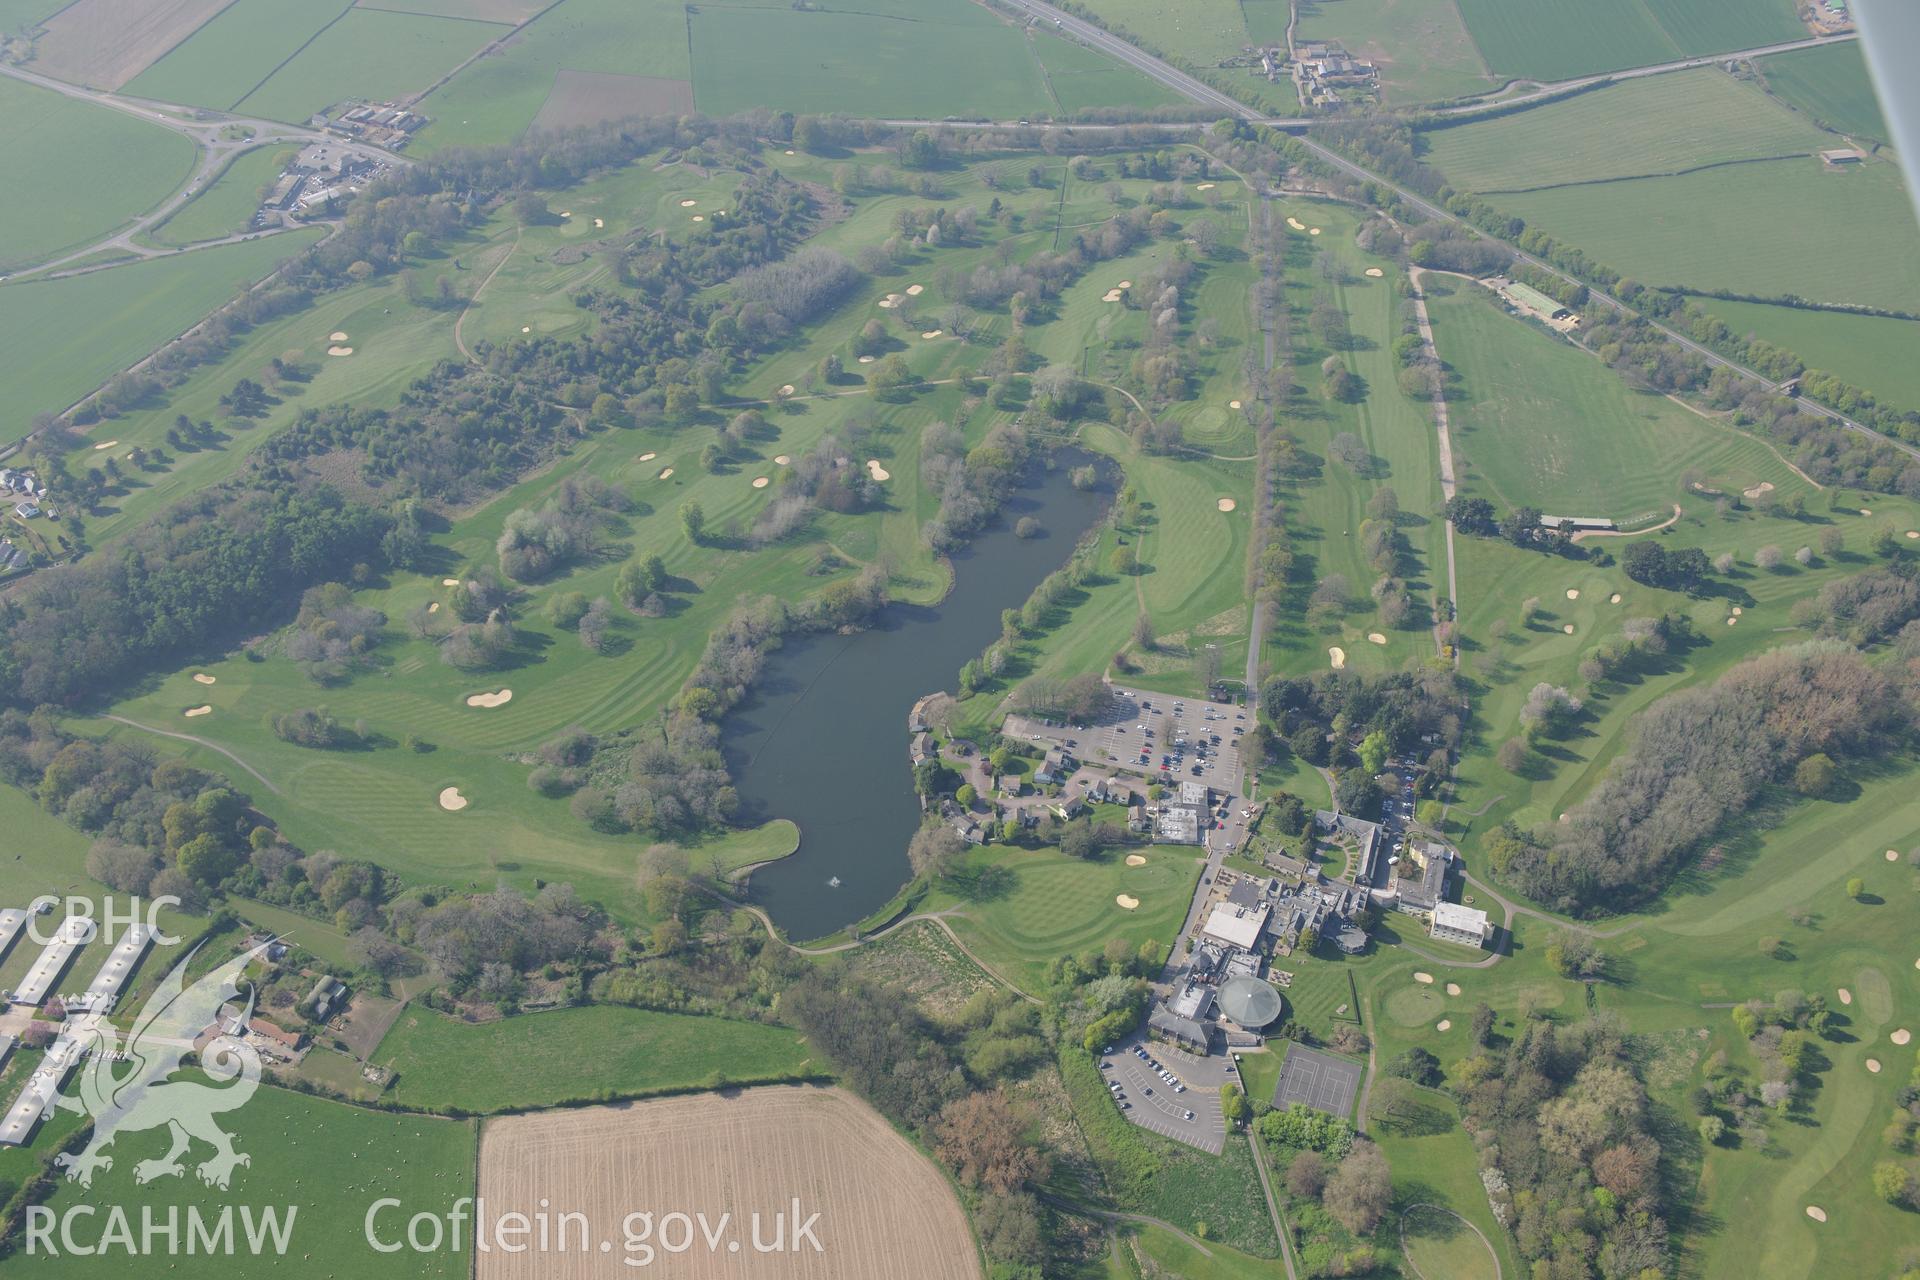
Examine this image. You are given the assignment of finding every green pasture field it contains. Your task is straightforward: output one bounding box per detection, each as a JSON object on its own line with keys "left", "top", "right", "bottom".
{"left": 123, "top": 0, "right": 343, "bottom": 112}
{"left": 358, "top": 0, "right": 547, "bottom": 20}
{"left": 0, "top": 229, "right": 325, "bottom": 441}
{"left": 411, "top": 0, "right": 690, "bottom": 152}
{"left": 0, "top": 0, "right": 63, "bottom": 30}
{"left": 235, "top": 7, "right": 505, "bottom": 123}
{"left": 1493, "top": 155, "right": 1920, "bottom": 312}
{"left": 1077, "top": 0, "right": 1260, "bottom": 70}
{"left": 375, "top": 1005, "right": 819, "bottom": 1111}
{"left": 1133, "top": 1223, "right": 1280, "bottom": 1280}
{"left": 688, "top": 0, "right": 1059, "bottom": 120}
{"left": 1453, "top": 0, "right": 1803, "bottom": 82}
{"left": 150, "top": 144, "right": 296, "bottom": 246}
{"left": 1431, "top": 281, "right": 1799, "bottom": 518}
{"left": 1700, "top": 296, "right": 1920, "bottom": 414}
{"left": 1294, "top": 0, "right": 1496, "bottom": 105}
{"left": 1032, "top": 28, "right": 1183, "bottom": 114}
{"left": 928, "top": 843, "right": 1204, "bottom": 993}
{"left": 1758, "top": 40, "right": 1890, "bottom": 144}
{"left": 30, "top": 1087, "right": 476, "bottom": 1280}
{"left": 1421, "top": 69, "right": 1827, "bottom": 192}
{"left": 0, "top": 74, "right": 197, "bottom": 272}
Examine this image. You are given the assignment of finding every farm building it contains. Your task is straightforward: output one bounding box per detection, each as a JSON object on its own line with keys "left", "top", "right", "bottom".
{"left": 11, "top": 915, "right": 92, "bottom": 1007}
{"left": 0, "top": 908, "right": 27, "bottom": 965}
{"left": 1430, "top": 901, "right": 1493, "bottom": 948}
{"left": 67, "top": 923, "right": 154, "bottom": 1013}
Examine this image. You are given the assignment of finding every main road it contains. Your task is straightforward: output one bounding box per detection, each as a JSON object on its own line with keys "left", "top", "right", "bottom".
{"left": 980, "top": 0, "right": 1912, "bottom": 464}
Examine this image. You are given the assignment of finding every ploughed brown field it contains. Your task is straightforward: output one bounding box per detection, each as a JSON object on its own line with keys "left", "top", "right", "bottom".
{"left": 475, "top": 1084, "right": 982, "bottom": 1279}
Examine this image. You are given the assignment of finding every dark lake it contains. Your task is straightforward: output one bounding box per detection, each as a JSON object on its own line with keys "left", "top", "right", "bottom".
{"left": 725, "top": 449, "right": 1113, "bottom": 940}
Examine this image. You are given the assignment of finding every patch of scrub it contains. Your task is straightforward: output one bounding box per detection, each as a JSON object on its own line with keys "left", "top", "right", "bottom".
{"left": 465, "top": 689, "right": 513, "bottom": 708}
{"left": 184, "top": 705, "right": 211, "bottom": 717}
{"left": 438, "top": 786, "right": 468, "bottom": 811}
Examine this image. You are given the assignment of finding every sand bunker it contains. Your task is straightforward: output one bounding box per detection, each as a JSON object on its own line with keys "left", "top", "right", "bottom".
{"left": 192, "top": 673, "right": 216, "bottom": 685}
{"left": 778, "top": 383, "right": 795, "bottom": 396}
{"left": 428, "top": 602, "right": 439, "bottom": 613}
{"left": 1309, "top": 227, "right": 1322, "bottom": 236}
{"left": 560, "top": 211, "right": 571, "bottom": 218}
{"left": 1102, "top": 290, "right": 1123, "bottom": 303}
{"left": 1229, "top": 399, "right": 1242, "bottom": 409}
{"left": 184, "top": 706, "right": 211, "bottom": 718}
{"left": 658, "top": 467, "right": 674, "bottom": 479}
{"left": 1217, "top": 497, "right": 1237, "bottom": 512}
{"left": 752, "top": 477, "right": 770, "bottom": 489}
{"left": 1805, "top": 1206, "right": 1827, "bottom": 1223}
{"left": 1890, "top": 849, "right": 1901, "bottom": 861}
{"left": 1413, "top": 972, "right": 1434, "bottom": 984}
{"left": 1861, "top": 507, "right": 1873, "bottom": 516}
{"left": 1732, "top": 606, "right": 1743, "bottom": 615}
{"left": 1563, "top": 624, "right": 1575, "bottom": 634}
{"left": 691, "top": 215, "right": 705, "bottom": 222}
{"left": 858, "top": 354, "right": 875, "bottom": 363}
{"left": 1610, "top": 593, "right": 1622, "bottom": 604}
{"left": 1115, "top": 894, "right": 1140, "bottom": 910}
{"left": 774, "top": 454, "right": 790, "bottom": 465}
{"left": 905, "top": 284, "right": 924, "bottom": 296}
{"left": 1566, "top": 588, "right": 1580, "bottom": 600}
{"left": 679, "top": 199, "right": 697, "bottom": 207}
{"left": 1118, "top": 280, "right": 1132, "bottom": 289}
{"left": 1839, "top": 988, "right": 1853, "bottom": 1005}
{"left": 1435, "top": 1019, "right": 1451, "bottom": 1032}
{"left": 638, "top": 452, "right": 656, "bottom": 463}
{"left": 1329, "top": 646, "right": 1346, "bottom": 669}
{"left": 465, "top": 689, "right": 513, "bottom": 708}
{"left": 866, "top": 459, "right": 891, "bottom": 481}
{"left": 93, "top": 439, "right": 118, "bottom": 450}
{"left": 1446, "top": 982, "right": 1461, "bottom": 996}
{"left": 1196, "top": 182, "right": 1215, "bottom": 190}
{"left": 329, "top": 331, "right": 349, "bottom": 342}
{"left": 1125, "top": 854, "right": 1147, "bottom": 866}
{"left": 1368, "top": 632, "right": 1387, "bottom": 645}
{"left": 1364, "top": 267, "right": 1384, "bottom": 278}
{"left": 438, "top": 786, "right": 468, "bottom": 812}
{"left": 1741, "top": 481, "right": 1775, "bottom": 501}
{"left": 921, "top": 329, "right": 942, "bottom": 339}
{"left": 784, "top": 149, "right": 795, "bottom": 156}
{"left": 442, "top": 577, "right": 461, "bottom": 586}
{"left": 1726, "top": 617, "right": 1738, "bottom": 627}
{"left": 1867, "top": 1058, "right": 1882, "bottom": 1073}
{"left": 1287, "top": 217, "right": 1306, "bottom": 230}
{"left": 521, "top": 326, "right": 531, "bottom": 334}
{"left": 327, "top": 346, "right": 354, "bottom": 356}
{"left": 1892, "top": 1029, "right": 1911, "bottom": 1045}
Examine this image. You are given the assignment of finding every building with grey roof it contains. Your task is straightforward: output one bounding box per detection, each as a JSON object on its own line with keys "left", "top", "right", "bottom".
{"left": 11, "top": 915, "right": 92, "bottom": 1007}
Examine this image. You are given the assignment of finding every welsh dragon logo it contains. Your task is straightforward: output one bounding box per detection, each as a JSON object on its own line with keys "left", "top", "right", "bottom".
{"left": 51, "top": 938, "right": 275, "bottom": 1190}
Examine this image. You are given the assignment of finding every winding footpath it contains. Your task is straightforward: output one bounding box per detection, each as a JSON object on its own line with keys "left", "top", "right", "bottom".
{"left": 102, "top": 714, "right": 284, "bottom": 797}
